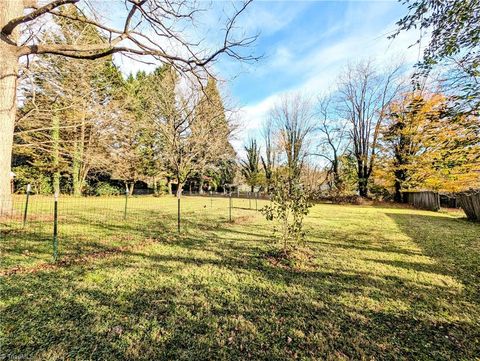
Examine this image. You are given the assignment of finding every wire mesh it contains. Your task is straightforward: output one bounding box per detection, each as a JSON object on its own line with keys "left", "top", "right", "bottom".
{"left": 0, "top": 192, "right": 271, "bottom": 270}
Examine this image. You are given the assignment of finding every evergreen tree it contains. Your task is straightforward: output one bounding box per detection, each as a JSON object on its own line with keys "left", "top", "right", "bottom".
{"left": 240, "top": 139, "right": 262, "bottom": 192}
{"left": 14, "top": 6, "right": 123, "bottom": 195}
{"left": 194, "top": 77, "right": 236, "bottom": 193}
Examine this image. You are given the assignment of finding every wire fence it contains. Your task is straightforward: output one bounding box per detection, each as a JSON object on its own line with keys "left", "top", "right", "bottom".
{"left": 0, "top": 189, "right": 270, "bottom": 270}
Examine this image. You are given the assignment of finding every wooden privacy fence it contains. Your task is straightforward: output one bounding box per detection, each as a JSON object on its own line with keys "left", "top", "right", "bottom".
{"left": 406, "top": 191, "right": 440, "bottom": 211}
{"left": 457, "top": 190, "right": 480, "bottom": 222}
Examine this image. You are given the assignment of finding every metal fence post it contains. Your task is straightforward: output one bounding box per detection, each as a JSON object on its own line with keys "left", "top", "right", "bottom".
{"left": 210, "top": 191, "right": 213, "bottom": 208}
{"left": 124, "top": 184, "right": 128, "bottom": 220}
{"left": 22, "top": 183, "right": 31, "bottom": 227}
{"left": 255, "top": 191, "right": 258, "bottom": 211}
{"left": 53, "top": 192, "right": 59, "bottom": 262}
{"left": 249, "top": 191, "right": 251, "bottom": 209}
{"left": 177, "top": 196, "right": 181, "bottom": 233}
{"left": 229, "top": 192, "right": 232, "bottom": 222}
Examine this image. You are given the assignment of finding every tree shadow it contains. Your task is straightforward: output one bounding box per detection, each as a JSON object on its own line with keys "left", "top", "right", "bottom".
{"left": 2, "top": 210, "right": 480, "bottom": 359}
{"left": 386, "top": 212, "right": 480, "bottom": 300}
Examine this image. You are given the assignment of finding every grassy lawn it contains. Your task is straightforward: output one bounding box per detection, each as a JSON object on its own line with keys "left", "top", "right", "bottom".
{"left": 1, "top": 196, "right": 479, "bottom": 360}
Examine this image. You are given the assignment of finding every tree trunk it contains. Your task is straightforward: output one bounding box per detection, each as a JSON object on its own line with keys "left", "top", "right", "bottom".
{"left": 0, "top": 1, "right": 23, "bottom": 213}
{"left": 153, "top": 177, "right": 157, "bottom": 195}
{"left": 198, "top": 174, "right": 204, "bottom": 194}
{"left": 394, "top": 175, "right": 402, "bottom": 203}
{"left": 358, "top": 179, "right": 368, "bottom": 198}
{"left": 72, "top": 138, "right": 80, "bottom": 195}
{"left": 357, "top": 159, "right": 369, "bottom": 198}
{"left": 166, "top": 177, "right": 172, "bottom": 195}
{"left": 332, "top": 158, "right": 343, "bottom": 192}
{"left": 72, "top": 119, "right": 85, "bottom": 196}
{"left": 129, "top": 182, "right": 135, "bottom": 196}
{"left": 177, "top": 185, "right": 182, "bottom": 233}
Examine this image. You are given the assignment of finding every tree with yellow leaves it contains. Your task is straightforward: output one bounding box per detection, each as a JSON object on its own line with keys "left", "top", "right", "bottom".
{"left": 382, "top": 92, "right": 480, "bottom": 200}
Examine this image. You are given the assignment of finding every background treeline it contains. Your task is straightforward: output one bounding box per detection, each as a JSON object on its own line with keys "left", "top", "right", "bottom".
{"left": 240, "top": 60, "right": 480, "bottom": 201}
{"left": 13, "top": 8, "right": 237, "bottom": 196}
{"left": 12, "top": 7, "right": 480, "bottom": 202}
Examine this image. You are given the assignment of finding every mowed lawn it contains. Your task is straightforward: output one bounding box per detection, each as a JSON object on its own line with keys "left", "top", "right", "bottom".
{"left": 1, "top": 196, "right": 479, "bottom": 360}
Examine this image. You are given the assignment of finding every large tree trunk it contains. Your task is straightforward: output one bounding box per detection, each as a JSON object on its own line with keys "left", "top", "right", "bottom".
{"left": 394, "top": 168, "right": 407, "bottom": 203}
{"left": 358, "top": 178, "right": 368, "bottom": 198}
{"left": 357, "top": 157, "right": 370, "bottom": 198}
{"left": 332, "top": 158, "right": 343, "bottom": 193}
{"left": 0, "top": 1, "right": 24, "bottom": 214}
{"left": 357, "top": 160, "right": 369, "bottom": 198}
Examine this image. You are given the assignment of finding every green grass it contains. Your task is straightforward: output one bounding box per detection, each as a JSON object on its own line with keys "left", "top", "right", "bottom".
{"left": 1, "top": 196, "right": 479, "bottom": 360}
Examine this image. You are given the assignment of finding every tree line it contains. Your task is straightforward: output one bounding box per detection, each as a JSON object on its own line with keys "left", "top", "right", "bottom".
{"left": 12, "top": 7, "right": 237, "bottom": 197}
{"left": 241, "top": 59, "right": 480, "bottom": 201}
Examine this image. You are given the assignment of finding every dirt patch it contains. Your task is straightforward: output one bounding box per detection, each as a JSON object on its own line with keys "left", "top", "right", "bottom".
{"left": 231, "top": 215, "right": 255, "bottom": 225}
{"left": 263, "top": 246, "right": 316, "bottom": 271}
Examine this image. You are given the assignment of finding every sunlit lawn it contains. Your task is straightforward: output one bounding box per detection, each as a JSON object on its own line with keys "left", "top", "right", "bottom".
{"left": 1, "top": 196, "right": 479, "bottom": 360}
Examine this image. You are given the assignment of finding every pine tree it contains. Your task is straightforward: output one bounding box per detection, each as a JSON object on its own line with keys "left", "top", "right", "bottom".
{"left": 14, "top": 6, "right": 123, "bottom": 195}
{"left": 240, "top": 139, "right": 262, "bottom": 192}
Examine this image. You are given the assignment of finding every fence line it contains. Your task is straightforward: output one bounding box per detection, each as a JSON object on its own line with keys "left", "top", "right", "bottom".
{"left": 405, "top": 191, "right": 440, "bottom": 211}
{"left": 0, "top": 190, "right": 268, "bottom": 268}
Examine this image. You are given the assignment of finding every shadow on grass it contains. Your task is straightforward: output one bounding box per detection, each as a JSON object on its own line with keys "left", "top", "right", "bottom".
{"left": 1, "top": 210, "right": 480, "bottom": 360}
{"left": 386, "top": 212, "right": 480, "bottom": 300}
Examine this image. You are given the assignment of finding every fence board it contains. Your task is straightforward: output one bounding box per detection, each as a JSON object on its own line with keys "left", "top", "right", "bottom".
{"left": 458, "top": 190, "right": 480, "bottom": 222}
{"left": 406, "top": 191, "right": 440, "bottom": 211}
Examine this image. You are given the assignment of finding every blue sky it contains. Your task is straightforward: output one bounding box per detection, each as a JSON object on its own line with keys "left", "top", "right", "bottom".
{"left": 111, "top": 0, "right": 421, "bottom": 149}
{"left": 208, "top": 0, "right": 421, "bottom": 148}
{"left": 228, "top": 1, "right": 409, "bottom": 103}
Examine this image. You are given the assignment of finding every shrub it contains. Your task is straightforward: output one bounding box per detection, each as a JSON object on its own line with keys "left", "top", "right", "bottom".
{"left": 261, "top": 173, "right": 312, "bottom": 254}
{"left": 94, "top": 182, "right": 122, "bottom": 196}
{"left": 12, "top": 166, "right": 52, "bottom": 194}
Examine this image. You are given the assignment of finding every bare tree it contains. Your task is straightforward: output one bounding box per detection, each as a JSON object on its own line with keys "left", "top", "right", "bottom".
{"left": 312, "top": 94, "right": 349, "bottom": 192}
{"left": 0, "top": 0, "right": 256, "bottom": 210}
{"left": 337, "top": 60, "right": 403, "bottom": 197}
{"left": 157, "top": 70, "right": 232, "bottom": 198}
{"left": 261, "top": 117, "right": 277, "bottom": 193}
{"left": 270, "top": 94, "right": 314, "bottom": 184}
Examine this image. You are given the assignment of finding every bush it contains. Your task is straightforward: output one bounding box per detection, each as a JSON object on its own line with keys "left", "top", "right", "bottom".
{"left": 94, "top": 182, "right": 122, "bottom": 196}
{"left": 369, "top": 183, "right": 392, "bottom": 201}
{"left": 261, "top": 173, "right": 312, "bottom": 254}
{"left": 12, "top": 166, "right": 52, "bottom": 194}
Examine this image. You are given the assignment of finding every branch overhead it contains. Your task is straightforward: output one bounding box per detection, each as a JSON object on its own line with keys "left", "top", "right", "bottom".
{"left": 1, "top": 0, "right": 79, "bottom": 36}
{"left": 5, "top": 0, "right": 258, "bottom": 74}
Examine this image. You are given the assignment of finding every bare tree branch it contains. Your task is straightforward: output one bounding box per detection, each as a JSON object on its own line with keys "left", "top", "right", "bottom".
{"left": 1, "top": 0, "right": 78, "bottom": 36}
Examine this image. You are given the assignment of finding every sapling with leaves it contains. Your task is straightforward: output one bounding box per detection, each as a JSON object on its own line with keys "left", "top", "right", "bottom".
{"left": 261, "top": 94, "right": 314, "bottom": 256}
{"left": 261, "top": 170, "right": 312, "bottom": 255}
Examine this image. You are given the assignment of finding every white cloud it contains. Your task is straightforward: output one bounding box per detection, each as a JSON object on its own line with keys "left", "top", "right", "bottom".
{"left": 232, "top": 2, "right": 425, "bottom": 154}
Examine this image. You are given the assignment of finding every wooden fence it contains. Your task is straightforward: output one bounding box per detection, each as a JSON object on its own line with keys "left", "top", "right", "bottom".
{"left": 457, "top": 190, "right": 480, "bottom": 222}
{"left": 405, "top": 191, "right": 440, "bottom": 212}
